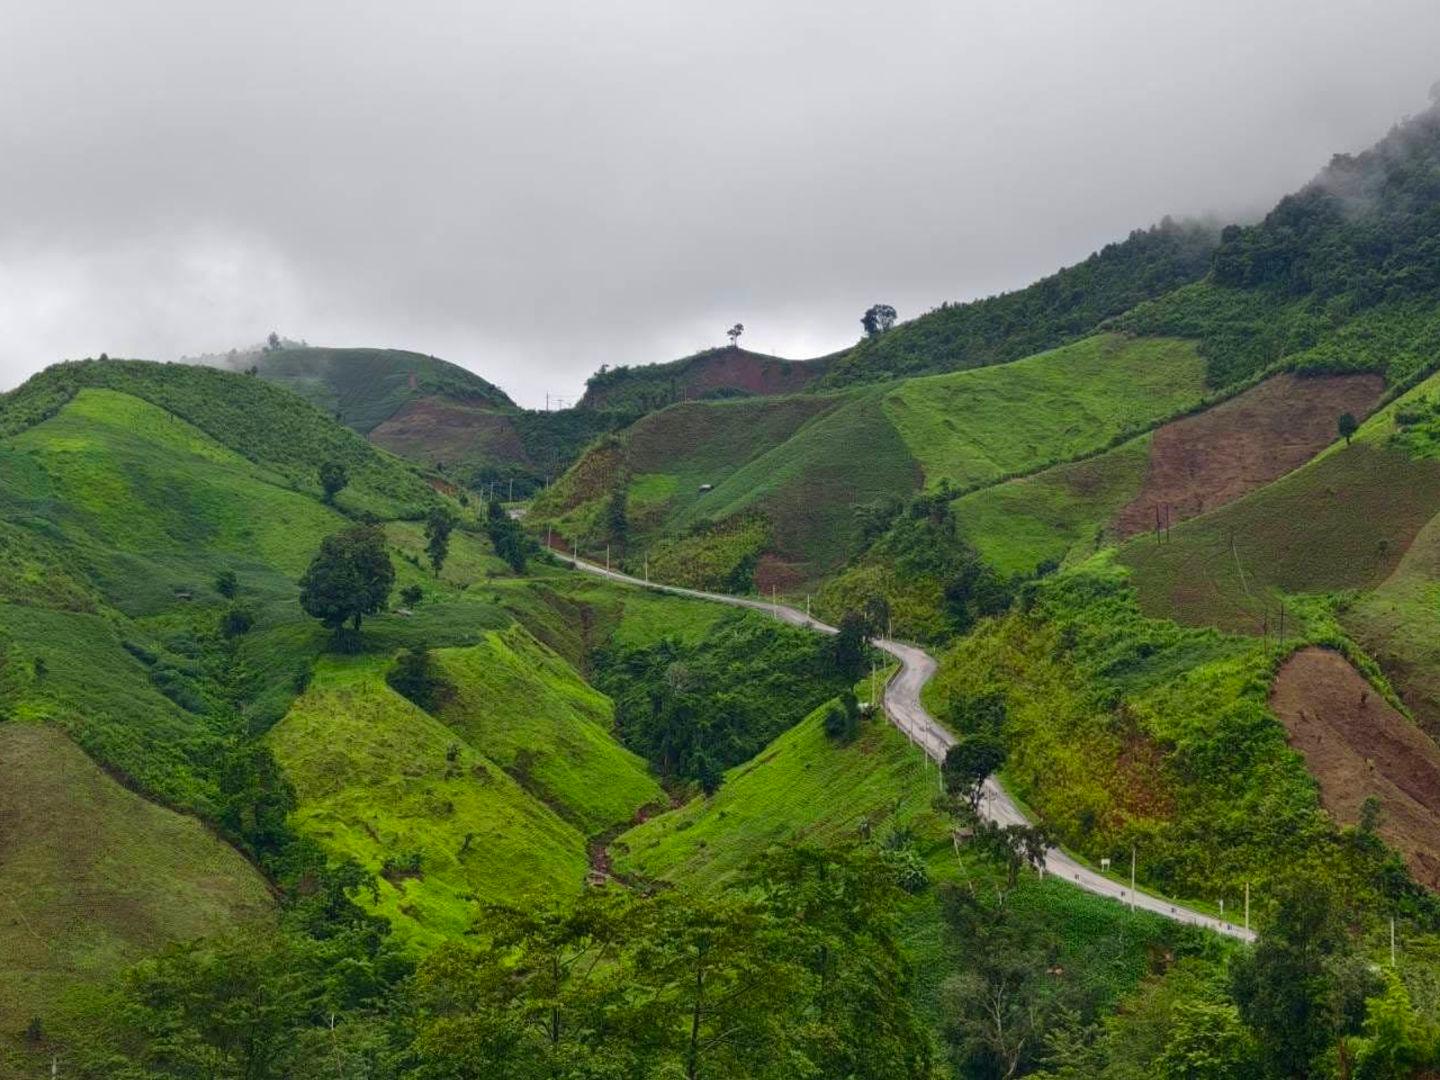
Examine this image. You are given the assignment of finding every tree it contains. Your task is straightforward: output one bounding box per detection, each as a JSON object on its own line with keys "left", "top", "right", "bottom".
{"left": 219, "top": 604, "right": 255, "bottom": 638}
{"left": 823, "top": 691, "right": 862, "bottom": 743}
{"left": 606, "top": 485, "right": 629, "bottom": 549}
{"left": 266, "top": 330, "right": 281, "bottom": 351}
{"left": 944, "top": 733, "right": 1007, "bottom": 812}
{"left": 726, "top": 322, "right": 744, "bottom": 347}
{"left": 298, "top": 526, "right": 395, "bottom": 641}
{"left": 861, "top": 303, "right": 897, "bottom": 337}
{"left": 830, "top": 611, "right": 869, "bottom": 681}
{"left": 214, "top": 569, "right": 238, "bottom": 598}
{"left": 1158, "top": 1001, "right": 1260, "bottom": 1080}
{"left": 1339, "top": 412, "right": 1359, "bottom": 445}
{"left": 486, "top": 499, "right": 530, "bottom": 574}
{"left": 386, "top": 645, "right": 449, "bottom": 711}
{"left": 424, "top": 506, "right": 456, "bottom": 577}
{"left": 1230, "top": 878, "right": 1354, "bottom": 1078}
{"left": 1347, "top": 971, "right": 1440, "bottom": 1078}
{"left": 400, "top": 583, "right": 423, "bottom": 607}
{"left": 318, "top": 460, "right": 349, "bottom": 504}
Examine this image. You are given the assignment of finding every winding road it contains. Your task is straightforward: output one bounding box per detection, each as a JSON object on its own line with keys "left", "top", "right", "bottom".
{"left": 566, "top": 555, "right": 1254, "bottom": 942}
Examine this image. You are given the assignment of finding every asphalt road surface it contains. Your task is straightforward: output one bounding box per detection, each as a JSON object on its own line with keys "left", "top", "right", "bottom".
{"left": 565, "top": 554, "right": 1255, "bottom": 942}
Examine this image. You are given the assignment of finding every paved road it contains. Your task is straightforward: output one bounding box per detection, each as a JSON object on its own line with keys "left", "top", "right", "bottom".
{"left": 565, "top": 555, "right": 1254, "bottom": 942}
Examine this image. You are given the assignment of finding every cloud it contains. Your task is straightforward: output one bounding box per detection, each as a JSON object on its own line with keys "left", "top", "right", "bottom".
{"left": 3, "top": 0, "right": 1439, "bottom": 405}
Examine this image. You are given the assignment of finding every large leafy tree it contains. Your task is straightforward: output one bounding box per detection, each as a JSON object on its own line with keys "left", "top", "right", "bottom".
{"left": 298, "top": 525, "right": 395, "bottom": 637}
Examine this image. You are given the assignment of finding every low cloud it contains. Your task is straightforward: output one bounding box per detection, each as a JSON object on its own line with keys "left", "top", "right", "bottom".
{"left": 3, "top": 0, "right": 1439, "bottom": 406}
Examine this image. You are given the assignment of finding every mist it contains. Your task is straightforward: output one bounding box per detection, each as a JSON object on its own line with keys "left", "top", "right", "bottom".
{"left": 3, "top": 0, "right": 1439, "bottom": 407}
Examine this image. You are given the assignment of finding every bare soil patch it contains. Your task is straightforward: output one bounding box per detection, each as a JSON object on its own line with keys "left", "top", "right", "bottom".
{"left": 371, "top": 396, "right": 530, "bottom": 466}
{"left": 1115, "top": 372, "right": 1383, "bottom": 539}
{"left": 1269, "top": 646, "right": 1440, "bottom": 889}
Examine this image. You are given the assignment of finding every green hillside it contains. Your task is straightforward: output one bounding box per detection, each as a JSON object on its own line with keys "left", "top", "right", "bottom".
{"left": 820, "top": 217, "right": 1218, "bottom": 386}
{"left": 0, "top": 725, "right": 274, "bottom": 1066}
{"left": 883, "top": 333, "right": 1207, "bottom": 491}
{"left": 537, "top": 333, "right": 1211, "bottom": 589}
{"left": 266, "top": 654, "right": 591, "bottom": 946}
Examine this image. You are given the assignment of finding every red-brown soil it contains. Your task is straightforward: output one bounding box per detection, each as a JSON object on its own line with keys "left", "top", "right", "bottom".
{"left": 1114, "top": 372, "right": 1384, "bottom": 539}
{"left": 370, "top": 396, "right": 530, "bottom": 467}
{"left": 582, "top": 347, "right": 826, "bottom": 408}
{"left": 1269, "top": 646, "right": 1440, "bottom": 889}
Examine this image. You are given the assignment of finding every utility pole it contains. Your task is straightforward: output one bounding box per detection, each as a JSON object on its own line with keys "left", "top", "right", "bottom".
{"left": 771, "top": 585, "right": 778, "bottom": 619}
{"left": 805, "top": 594, "right": 811, "bottom": 619}
{"left": 644, "top": 554, "right": 649, "bottom": 583}
{"left": 509, "top": 477, "right": 514, "bottom": 502}
{"left": 1391, "top": 916, "right": 1397, "bottom": 966}
{"left": 1245, "top": 881, "right": 1250, "bottom": 934}
{"left": 605, "top": 544, "right": 610, "bottom": 572}
{"left": 1130, "top": 847, "right": 1136, "bottom": 911}
{"left": 870, "top": 658, "right": 877, "bottom": 708}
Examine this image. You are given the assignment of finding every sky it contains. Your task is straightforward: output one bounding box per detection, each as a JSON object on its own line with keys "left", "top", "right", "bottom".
{"left": 3, "top": 1, "right": 1439, "bottom": 408}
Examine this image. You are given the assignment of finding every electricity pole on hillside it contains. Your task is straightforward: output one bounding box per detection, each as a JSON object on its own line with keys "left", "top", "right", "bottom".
{"left": 1130, "top": 847, "right": 1137, "bottom": 911}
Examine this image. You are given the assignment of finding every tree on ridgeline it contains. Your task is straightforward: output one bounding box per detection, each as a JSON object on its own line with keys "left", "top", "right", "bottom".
{"left": 298, "top": 525, "right": 394, "bottom": 645}
{"left": 861, "top": 303, "right": 897, "bottom": 337}
{"left": 727, "top": 322, "right": 745, "bottom": 347}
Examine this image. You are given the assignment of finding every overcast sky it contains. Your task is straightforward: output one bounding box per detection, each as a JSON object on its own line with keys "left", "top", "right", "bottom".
{"left": 2, "top": 1, "right": 1438, "bottom": 407}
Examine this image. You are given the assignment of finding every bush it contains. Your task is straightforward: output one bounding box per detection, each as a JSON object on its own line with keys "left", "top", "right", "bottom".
{"left": 386, "top": 646, "right": 450, "bottom": 711}
{"left": 219, "top": 604, "right": 255, "bottom": 638}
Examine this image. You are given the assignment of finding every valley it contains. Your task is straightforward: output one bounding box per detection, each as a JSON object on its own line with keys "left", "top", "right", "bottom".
{"left": 7, "top": 95, "right": 1440, "bottom": 1079}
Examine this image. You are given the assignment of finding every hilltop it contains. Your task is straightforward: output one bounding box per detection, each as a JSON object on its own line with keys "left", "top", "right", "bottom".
{"left": 579, "top": 344, "right": 833, "bottom": 410}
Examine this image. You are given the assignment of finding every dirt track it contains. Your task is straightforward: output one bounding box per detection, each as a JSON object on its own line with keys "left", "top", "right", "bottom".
{"left": 1115, "top": 372, "right": 1383, "bottom": 539}
{"left": 1270, "top": 646, "right": 1440, "bottom": 889}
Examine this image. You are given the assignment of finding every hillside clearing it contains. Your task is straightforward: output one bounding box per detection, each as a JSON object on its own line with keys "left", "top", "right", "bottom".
{"left": 1270, "top": 647, "right": 1440, "bottom": 889}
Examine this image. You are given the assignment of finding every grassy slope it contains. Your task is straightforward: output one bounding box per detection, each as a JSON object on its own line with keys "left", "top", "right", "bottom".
{"left": 883, "top": 333, "right": 1208, "bottom": 492}
{"left": 266, "top": 655, "right": 590, "bottom": 946}
{"left": 433, "top": 626, "right": 664, "bottom": 836}
{"left": 669, "top": 391, "right": 923, "bottom": 575}
{"left": 954, "top": 434, "right": 1153, "bottom": 576}
{"left": 1121, "top": 370, "right": 1440, "bottom": 633}
{"left": 0, "top": 725, "right": 273, "bottom": 1065}
{"left": 613, "top": 701, "right": 934, "bottom": 887}
{"left": 0, "top": 360, "right": 438, "bottom": 518}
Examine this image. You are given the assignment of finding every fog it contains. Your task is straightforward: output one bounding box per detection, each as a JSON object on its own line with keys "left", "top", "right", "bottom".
{"left": 3, "top": 0, "right": 1439, "bottom": 406}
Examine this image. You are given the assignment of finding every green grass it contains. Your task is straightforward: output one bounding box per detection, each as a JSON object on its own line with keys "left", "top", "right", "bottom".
{"left": 882, "top": 333, "right": 1208, "bottom": 492}
{"left": 0, "top": 725, "right": 273, "bottom": 1070}
{"left": 432, "top": 626, "right": 664, "bottom": 835}
{"left": 0, "top": 360, "right": 439, "bottom": 517}
{"left": 266, "top": 655, "right": 590, "bottom": 946}
{"left": 953, "top": 433, "right": 1153, "bottom": 575}
{"left": 668, "top": 391, "right": 923, "bottom": 575}
{"left": 612, "top": 699, "right": 939, "bottom": 887}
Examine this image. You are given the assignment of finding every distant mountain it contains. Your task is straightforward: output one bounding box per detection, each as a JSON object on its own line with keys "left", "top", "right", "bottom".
{"left": 238, "top": 345, "right": 514, "bottom": 433}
